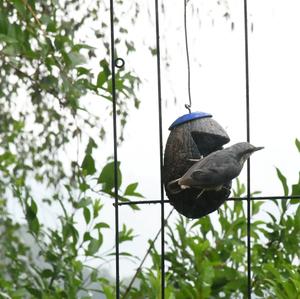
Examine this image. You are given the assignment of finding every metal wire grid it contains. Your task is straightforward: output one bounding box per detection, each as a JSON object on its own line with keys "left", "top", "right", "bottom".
{"left": 109, "top": 1, "right": 300, "bottom": 298}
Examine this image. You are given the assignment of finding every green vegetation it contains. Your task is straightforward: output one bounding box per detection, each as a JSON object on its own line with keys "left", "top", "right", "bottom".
{"left": 0, "top": 1, "right": 299, "bottom": 298}
{"left": 129, "top": 169, "right": 300, "bottom": 298}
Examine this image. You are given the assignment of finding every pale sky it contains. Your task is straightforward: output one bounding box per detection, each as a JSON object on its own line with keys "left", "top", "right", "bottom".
{"left": 8, "top": 0, "right": 300, "bottom": 281}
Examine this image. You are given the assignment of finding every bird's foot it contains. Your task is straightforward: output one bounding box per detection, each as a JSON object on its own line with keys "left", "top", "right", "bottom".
{"left": 220, "top": 186, "right": 231, "bottom": 193}
{"left": 196, "top": 189, "right": 205, "bottom": 199}
{"left": 188, "top": 156, "right": 203, "bottom": 163}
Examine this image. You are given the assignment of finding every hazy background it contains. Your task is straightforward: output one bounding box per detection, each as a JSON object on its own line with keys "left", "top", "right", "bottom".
{"left": 9, "top": 0, "right": 300, "bottom": 281}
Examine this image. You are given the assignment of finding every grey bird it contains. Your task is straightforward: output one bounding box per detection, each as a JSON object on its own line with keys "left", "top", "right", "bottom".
{"left": 167, "top": 142, "right": 263, "bottom": 196}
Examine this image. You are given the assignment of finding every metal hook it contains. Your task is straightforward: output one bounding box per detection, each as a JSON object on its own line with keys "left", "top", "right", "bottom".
{"left": 115, "top": 58, "right": 125, "bottom": 68}
{"left": 185, "top": 103, "right": 191, "bottom": 113}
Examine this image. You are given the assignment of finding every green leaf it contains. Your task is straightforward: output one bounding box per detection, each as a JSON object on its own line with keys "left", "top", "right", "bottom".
{"left": 81, "top": 154, "right": 96, "bottom": 175}
{"left": 12, "top": 0, "right": 26, "bottom": 16}
{"left": 25, "top": 199, "right": 40, "bottom": 235}
{"left": 90, "top": 269, "right": 98, "bottom": 282}
{"left": 10, "top": 288, "right": 27, "bottom": 298}
{"left": 0, "top": 33, "right": 18, "bottom": 44}
{"left": 75, "top": 197, "right": 92, "bottom": 208}
{"left": 72, "top": 44, "right": 95, "bottom": 51}
{"left": 124, "top": 182, "right": 138, "bottom": 195}
{"left": 97, "top": 71, "right": 108, "bottom": 87}
{"left": 149, "top": 47, "right": 157, "bottom": 56}
{"left": 99, "top": 59, "right": 110, "bottom": 76}
{"left": 46, "top": 21, "right": 57, "bottom": 32}
{"left": 191, "top": 216, "right": 214, "bottom": 237}
{"left": 54, "top": 35, "right": 69, "bottom": 50}
{"left": 77, "top": 67, "right": 90, "bottom": 76}
{"left": 118, "top": 196, "right": 140, "bottom": 210}
{"left": 124, "top": 182, "right": 143, "bottom": 198}
{"left": 26, "top": 287, "right": 42, "bottom": 298}
{"left": 233, "top": 178, "right": 246, "bottom": 197}
{"left": 295, "top": 138, "right": 300, "bottom": 152}
{"left": 295, "top": 205, "right": 300, "bottom": 230}
{"left": 94, "top": 222, "right": 110, "bottom": 230}
{"left": 98, "top": 161, "right": 122, "bottom": 192}
{"left": 86, "top": 236, "right": 103, "bottom": 256}
{"left": 46, "top": 251, "right": 59, "bottom": 262}
{"left": 291, "top": 187, "right": 300, "bottom": 202}
{"left": 276, "top": 167, "right": 289, "bottom": 196}
{"left": 83, "top": 232, "right": 92, "bottom": 242}
{"left": 40, "top": 75, "right": 58, "bottom": 90}
{"left": 67, "top": 51, "right": 86, "bottom": 67}
{"left": 125, "top": 40, "right": 135, "bottom": 53}
{"left": 252, "top": 201, "right": 264, "bottom": 215}
{"left": 2, "top": 44, "right": 16, "bottom": 56}
{"left": 291, "top": 172, "right": 300, "bottom": 203}
{"left": 79, "top": 181, "right": 89, "bottom": 192}
{"left": 108, "top": 251, "right": 136, "bottom": 258}
{"left": 119, "top": 224, "right": 134, "bottom": 243}
{"left": 224, "top": 277, "right": 247, "bottom": 292}
{"left": 266, "top": 211, "right": 277, "bottom": 223}
{"left": 85, "top": 137, "right": 97, "bottom": 155}
{"left": 102, "top": 284, "right": 115, "bottom": 299}
{"left": 115, "top": 76, "right": 124, "bottom": 91}
{"left": 62, "top": 223, "right": 79, "bottom": 244}
{"left": 83, "top": 207, "right": 91, "bottom": 224}
{"left": 282, "top": 280, "right": 297, "bottom": 297}
{"left": 41, "top": 269, "right": 54, "bottom": 278}
{"left": 233, "top": 200, "right": 243, "bottom": 216}
{"left": 93, "top": 199, "right": 103, "bottom": 218}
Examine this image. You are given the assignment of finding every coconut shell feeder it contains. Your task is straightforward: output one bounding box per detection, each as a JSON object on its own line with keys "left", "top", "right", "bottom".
{"left": 163, "top": 112, "right": 231, "bottom": 218}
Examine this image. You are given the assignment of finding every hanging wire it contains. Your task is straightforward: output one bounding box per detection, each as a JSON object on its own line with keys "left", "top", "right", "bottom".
{"left": 184, "top": 0, "right": 192, "bottom": 113}
{"left": 109, "top": 0, "right": 120, "bottom": 298}
{"left": 154, "top": 0, "right": 165, "bottom": 298}
{"left": 243, "top": 0, "right": 252, "bottom": 297}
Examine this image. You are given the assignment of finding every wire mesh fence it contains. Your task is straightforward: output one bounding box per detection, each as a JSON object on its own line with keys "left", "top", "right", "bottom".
{"left": 109, "top": 1, "right": 300, "bottom": 298}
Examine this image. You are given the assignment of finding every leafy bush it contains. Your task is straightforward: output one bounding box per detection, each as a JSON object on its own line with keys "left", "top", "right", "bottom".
{"left": 128, "top": 140, "right": 300, "bottom": 298}
{"left": 0, "top": 1, "right": 299, "bottom": 298}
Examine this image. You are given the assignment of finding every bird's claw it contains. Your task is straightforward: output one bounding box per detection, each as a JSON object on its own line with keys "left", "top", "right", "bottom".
{"left": 196, "top": 189, "right": 205, "bottom": 199}
{"left": 188, "top": 156, "right": 203, "bottom": 163}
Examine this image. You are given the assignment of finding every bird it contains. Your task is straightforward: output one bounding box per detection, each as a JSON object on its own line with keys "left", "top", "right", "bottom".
{"left": 166, "top": 142, "right": 263, "bottom": 197}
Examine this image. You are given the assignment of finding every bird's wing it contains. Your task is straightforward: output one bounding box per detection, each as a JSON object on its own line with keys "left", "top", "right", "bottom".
{"left": 190, "top": 157, "right": 241, "bottom": 187}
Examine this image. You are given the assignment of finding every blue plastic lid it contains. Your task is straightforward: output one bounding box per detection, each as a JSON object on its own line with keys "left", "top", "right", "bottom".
{"left": 169, "top": 111, "right": 212, "bottom": 130}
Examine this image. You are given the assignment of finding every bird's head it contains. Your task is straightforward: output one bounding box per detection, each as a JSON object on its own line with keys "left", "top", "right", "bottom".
{"left": 231, "top": 142, "right": 264, "bottom": 165}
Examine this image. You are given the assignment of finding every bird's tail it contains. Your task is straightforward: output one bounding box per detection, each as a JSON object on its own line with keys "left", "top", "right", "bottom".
{"left": 166, "top": 178, "right": 182, "bottom": 194}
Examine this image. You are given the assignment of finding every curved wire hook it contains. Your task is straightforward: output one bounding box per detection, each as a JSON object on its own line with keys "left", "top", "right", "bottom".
{"left": 185, "top": 103, "right": 191, "bottom": 113}
{"left": 115, "top": 57, "right": 125, "bottom": 68}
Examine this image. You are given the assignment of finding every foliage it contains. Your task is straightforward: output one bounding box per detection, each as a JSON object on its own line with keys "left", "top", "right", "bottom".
{"left": 0, "top": 0, "right": 299, "bottom": 298}
{"left": 0, "top": 0, "right": 142, "bottom": 298}
{"left": 128, "top": 140, "right": 300, "bottom": 298}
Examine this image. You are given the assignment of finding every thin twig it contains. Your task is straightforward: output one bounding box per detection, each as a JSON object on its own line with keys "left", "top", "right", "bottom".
{"left": 122, "top": 208, "right": 174, "bottom": 299}
{"left": 21, "top": 0, "right": 44, "bottom": 29}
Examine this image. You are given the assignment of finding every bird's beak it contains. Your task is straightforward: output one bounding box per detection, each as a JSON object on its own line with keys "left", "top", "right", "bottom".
{"left": 254, "top": 146, "right": 264, "bottom": 152}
